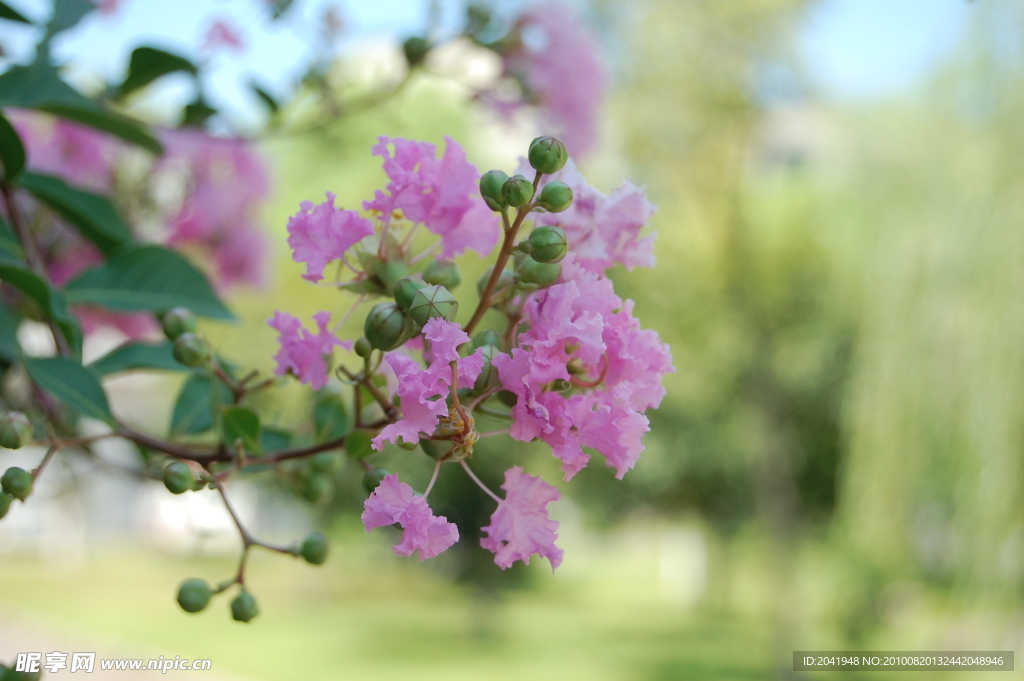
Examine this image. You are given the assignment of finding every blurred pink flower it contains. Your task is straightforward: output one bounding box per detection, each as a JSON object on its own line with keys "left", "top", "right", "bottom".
{"left": 481, "top": 466, "right": 563, "bottom": 570}
{"left": 372, "top": 318, "right": 484, "bottom": 450}
{"left": 11, "top": 112, "right": 118, "bottom": 192}
{"left": 267, "top": 311, "right": 346, "bottom": 389}
{"left": 203, "top": 20, "right": 245, "bottom": 52}
{"left": 362, "top": 474, "right": 459, "bottom": 560}
{"left": 363, "top": 136, "right": 500, "bottom": 259}
{"left": 286, "top": 192, "right": 373, "bottom": 283}
{"left": 159, "top": 129, "right": 271, "bottom": 289}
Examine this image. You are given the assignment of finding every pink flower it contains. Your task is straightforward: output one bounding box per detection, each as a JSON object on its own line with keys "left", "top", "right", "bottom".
{"left": 493, "top": 4, "right": 606, "bottom": 157}
{"left": 481, "top": 466, "right": 563, "bottom": 570}
{"left": 372, "top": 319, "right": 484, "bottom": 450}
{"left": 11, "top": 112, "right": 118, "bottom": 193}
{"left": 159, "top": 130, "right": 271, "bottom": 290}
{"left": 267, "top": 311, "right": 346, "bottom": 389}
{"left": 533, "top": 159, "right": 657, "bottom": 274}
{"left": 362, "top": 474, "right": 459, "bottom": 560}
{"left": 363, "top": 136, "right": 500, "bottom": 259}
{"left": 493, "top": 257, "right": 673, "bottom": 479}
{"left": 203, "top": 20, "right": 245, "bottom": 52}
{"left": 287, "top": 193, "right": 373, "bottom": 283}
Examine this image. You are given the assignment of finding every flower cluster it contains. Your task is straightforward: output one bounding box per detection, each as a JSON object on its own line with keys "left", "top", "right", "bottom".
{"left": 270, "top": 134, "right": 672, "bottom": 571}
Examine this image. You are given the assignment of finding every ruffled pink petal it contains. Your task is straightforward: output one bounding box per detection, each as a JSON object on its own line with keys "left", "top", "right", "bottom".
{"left": 362, "top": 474, "right": 459, "bottom": 560}
{"left": 480, "top": 466, "right": 563, "bottom": 570}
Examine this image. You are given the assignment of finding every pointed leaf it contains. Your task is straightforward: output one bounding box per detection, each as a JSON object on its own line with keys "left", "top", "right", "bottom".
{"left": 18, "top": 172, "right": 131, "bottom": 253}
{"left": 314, "top": 389, "right": 349, "bottom": 441}
{"left": 170, "top": 374, "right": 231, "bottom": 435}
{"left": 89, "top": 341, "right": 186, "bottom": 376}
{"left": 118, "top": 46, "right": 197, "bottom": 99}
{"left": 0, "top": 261, "right": 82, "bottom": 355}
{"left": 0, "top": 301, "right": 21, "bottom": 361}
{"left": 44, "top": 0, "right": 93, "bottom": 39}
{"left": 0, "top": 216, "right": 24, "bottom": 262}
{"left": 63, "top": 244, "right": 234, "bottom": 319}
{"left": 250, "top": 81, "right": 279, "bottom": 113}
{"left": 23, "top": 355, "right": 112, "bottom": 423}
{"left": 221, "top": 405, "right": 262, "bottom": 455}
{"left": 0, "top": 111, "right": 26, "bottom": 180}
{"left": 0, "top": 1, "right": 32, "bottom": 23}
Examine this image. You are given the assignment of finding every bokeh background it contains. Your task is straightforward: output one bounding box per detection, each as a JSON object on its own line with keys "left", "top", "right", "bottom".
{"left": 3, "top": 0, "right": 1024, "bottom": 679}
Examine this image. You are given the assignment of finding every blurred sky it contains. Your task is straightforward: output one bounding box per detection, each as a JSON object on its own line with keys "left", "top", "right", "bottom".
{"left": 0, "top": 0, "right": 974, "bottom": 122}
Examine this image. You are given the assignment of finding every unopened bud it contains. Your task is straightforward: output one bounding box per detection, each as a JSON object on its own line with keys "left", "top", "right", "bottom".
{"left": 0, "top": 411, "right": 32, "bottom": 450}
{"left": 403, "top": 36, "right": 430, "bottom": 66}
{"left": 394, "top": 275, "right": 427, "bottom": 311}
{"left": 173, "top": 333, "right": 211, "bottom": 367}
{"left": 536, "top": 181, "right": 573, "bottom": 213}
{"left": 0, "top": 492, "right": 12, "bottom": 519}
{"left": 231, "top": 590, "right": 259, "bottom": 623}
{"left": 1, "top": 467, "right": 32, "bottom": 501}
{"left": 515, "top": 255, "right": 562, "bottom": 287}
{"left": 528, "top": 136, "right": 569, "bottom": 175}
{"left": 177, "top": 578, "right": 212, "bottom": 614}
{"left": 420, "top": 439, "right": 452, "bottom": 460}
{"left": 364, "top": 302, "right": 413, "bottom": 351}
{"left": 362, "top": 467, "right": 389, "bottom": 495}
{"left": 354, "top": 337, "right": 373, "bottom": 358}
{"left": 409, "top": 285, "right": 458, "bottom": 326}
{"left": 301, "top": 472, "right": 334, "bottom": 503}
{"left": 502, "top": 174, "right": 534, "bottom": 208}
{"left": 300, "top": 531, "right": 330, "bottom": 565}
{"left": 161, "top": 307, "right": 198, "bottom": 341}
{"left": 476, "top": 267, "right": 514, "bottom": 297}
{"left": 163, "top": 461, "right": 195, "bottom": 495}
{"left": 310, "top": 452, "right": 341, "bottom": 473}
{"left": 474, "top": 345, "right": 502, "bottom": 392}
{"left": 528, "top": 225, "right": 568, "bottom": 263}
{"left": 422, "top": 259, "right": 461, "bottom": 289}
{"left": 470, "top": 329, "right": 503, "bottom": 352}
{"left": 480, "top": 170, "right": 509, "bottom": 210}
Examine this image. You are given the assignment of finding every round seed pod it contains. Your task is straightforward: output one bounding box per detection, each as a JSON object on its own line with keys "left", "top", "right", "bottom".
{"left": 515, "top": 256, "right": 562, "bottom": 287}
{"left": 300, "top": 532, "right": 330, "bottom": 565}
{"left": 394, "top": 276, "right": 428, "bottom": 311}
{"left": 0, "top": 492, "right": 12, "bottom": 520}
{"left": 176, "top": 578, "right": 212, "bottom": 614}
{"left": 301, "top": 472, "right": 334, "bottom": 503}
{"left": 535, "top": 181, "right": 573, "bottom": 214}
{"left": 364, "top": 302, "right": 412, "bottom": 351}
{"left": 528, "top": 225, "right": 568, "bottom": 263}
{"left": 408, "top": 285, "right": 458, "bottom": 327}
{"left": 354, "top": 337, "right": 373, "bottom": 358}
{"left": 173, "top": 333, "right": 211, "bottom": 367}
{"left": 0, "top": 411, "right": 32, "bottom": 450}
{"left": 470, "top": 329, "right": 503, "bottom": 352}
{"left": 422, "top": 259, "right": 461, "bottom": 289}
{"left": 502, "top": 174, "right": 534, "bottom": 208}
{"left": 474, "top": 345, "right": 502, "bottom": 392}
{"left": 528, "top": 136, "right": 569, "bottom": 175}
{"left": 161, "top": 307, "right": 198, "bottom": 341}
{"left": 419, "top": 439, "right": 452, "bottom": 460}
{"left": 230, "top": 591, "right": 259, "bottom": 623}
{"left": 479, "top": 169, "right": 509, "bottom": 210}
{"left": 162, "top": 461, "right": 195, "bottom": 495}
{"left": 477, "top": 267, "right": 514, "bottom": 297}
{"left": 1, "top": 467, "right": 32, "bottom": 501}
{"left": 402, "top": 36, "right": 430, "bottom": 66}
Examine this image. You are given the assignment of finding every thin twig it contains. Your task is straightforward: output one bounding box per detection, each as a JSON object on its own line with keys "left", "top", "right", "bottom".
{"left": 459, "top": 460, "right": 503, "bottom": 505}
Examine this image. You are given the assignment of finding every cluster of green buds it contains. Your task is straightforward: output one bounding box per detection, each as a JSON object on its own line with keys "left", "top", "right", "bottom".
{"left": 162, "top": 307, "right": 212, "bottom": 368}
{"left": 0, "top": 411, "right": 35, "bottom": 520}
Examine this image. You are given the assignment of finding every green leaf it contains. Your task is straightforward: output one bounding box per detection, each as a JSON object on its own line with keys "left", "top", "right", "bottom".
{"left": 44, "top": 0, "right": 93, "bottom": 39}
{"left": 89, "top": 341, "right": 187, "bottom": 376}
{"left": 118, "top": 47, "right": 197, "bottom": 99}
{"left": 221, "top": 406, "right": 262, "bottom": 455}
{"left": 63, "top": 244, "right": 234, "bottom": 319}
{"left": 0, "top": 62, "right": 163, "bottom": 154}
{"left": 0, "top": 110, "right": 26, "bottom": 179}
{"left": 180, "top": 99, "right": 216, "bottom": 128}
{"left": 0, "top": 261, "right": 82, "bottom": 355}
{"left": 0, "top": 216, "right": 24, "bottom": 262}
{"left": 344, "top": 429, "right": 374, "bottom": 460}
{"left": 0, "top": 301, "right": 21, "bottom": 362}
{"left": 17, "top": 172, "right": 131, "bottom": 253}
{"left": 314, "top": 390, "right": 349, "bottom": 441}
{"left": 250, "top": 81, "right": 279, "bottom": 113}
{"left": 261, "top": 426, "right": 292, "bottom": 453}
{"left": 170, "top": 374, "right": 231, "bottom": 436}
{"left": 23, "top": 355, "right": 112, "bottom": 423}
{"left": 0, "top": 1, "right": 32, "bottom": 23}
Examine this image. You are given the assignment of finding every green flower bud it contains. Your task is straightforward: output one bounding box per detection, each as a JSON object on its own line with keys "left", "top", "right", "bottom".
{"left": 345, "top": 429, "right": 374, "bottom": 459}
{"left": 474, "top": 345, "right": 502, "bottom": 392}
{"left": 402, "top": 36, "right": 430, "bottom": 66}
{"left": 362, "top": 467, "right": 389, "bottom": 495}
{"left": 420, "top": 439, "right": 452, "bottom": 460}
{"left": 302, "top": 472, "right": 334, "bottom": 503}
{"left": 309, "top": 452, "right": 341, "bottom": 474}
{"left": 528, "top": 136, "right": 569, "bottom": 174}
{"left": 1, "top": 467, "right": 32, "bottom": 502}
{"left": 394, "top": 276, "right": 428, "bottom": 311}
{"left": 479, "top": 170, "right": 509, "bottom": 210}
{"left": 230, "top": 590, "right": 259, "bottom": 623}
{"left": 354, "top": 337, "right": 373, "bottom": 358}
{"left": 161, "top": 307, "right": 198, "bottom": 341}
{"left": 163, "top": 461, "right": 195, "bottom": 495}
{"left": 0, "top": 491, "right": 12, "bottom": 519}
{"left": 0, "top": 411, "right": 32, "bottom": 450}
{"left": 176, "top": 578, "right": 212, "bottom": 613}
{"left": 470, "top": 329, "right": 503, "bottom": 352}
{"left": 408, "top": 285, "right": 459, "bottom": 327}
{"left": 173, "top": 333, "right": 211, "bottom": 367}
{"left": 535, "top": 181, "right": 574, "bottom": 214}
{"left": 422, "top": 259, "right": 461, "bottom": 289}
{"left": 528, "top": 225, "right": 568, "bottom": 263}
{"left": 300, "top": 531, "right": 330, "bottom": 565}
{"left": 498, "top": 390, "right": 518, "bottom": 407}
{"left": 502, "top": 174, "right": 534, "bottom": 208}
{"left": 376, "top": 259, "right": 410, "bottom": 295}
{"left": 477, "top": 267, "right": 514, "bottom": 297}
{"left": 515, "top": 255, "right": 562, "bottom": 287}
{"left": 364, "top": 302, "right": 412, "bottom": 351}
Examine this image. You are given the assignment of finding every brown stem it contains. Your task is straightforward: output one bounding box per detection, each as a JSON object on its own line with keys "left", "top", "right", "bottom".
{"left": 31, "top": 445, "right": 60, "bottom": 480}
{"left": 464, "top": 171, "right": 542, "bottom": 336}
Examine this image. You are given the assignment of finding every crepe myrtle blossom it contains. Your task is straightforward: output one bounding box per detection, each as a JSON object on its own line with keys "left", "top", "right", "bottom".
{"left": 271, "top": 133, "right": 669, "bottom": 571}
{"left": 11, "top": 111, "right": 119, "bottom": 193}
